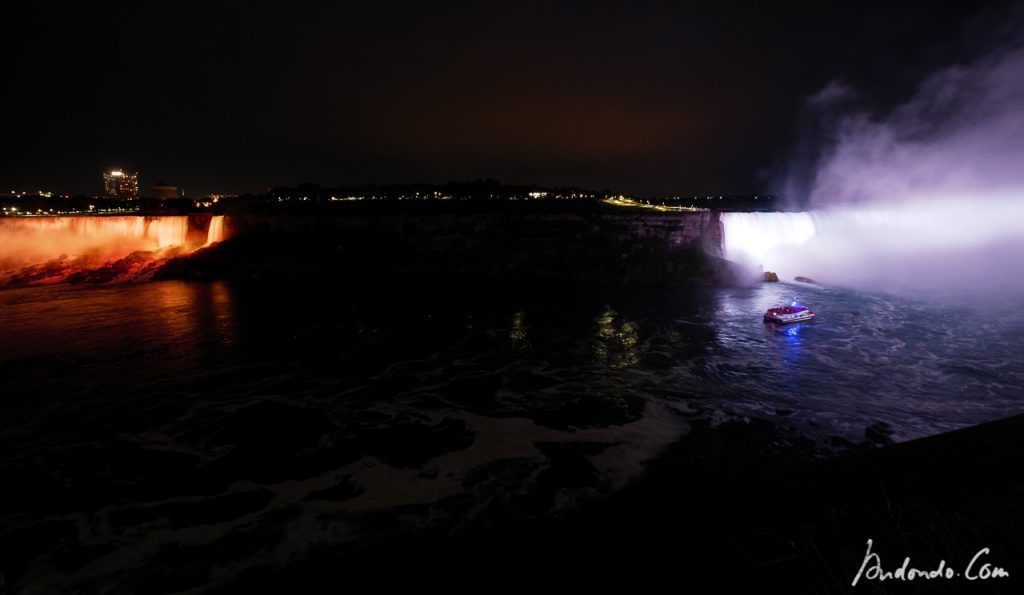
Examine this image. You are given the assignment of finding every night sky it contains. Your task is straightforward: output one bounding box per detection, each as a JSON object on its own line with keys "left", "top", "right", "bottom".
{"left": 5, "top": 0, "right": 1018, "bottom": 197}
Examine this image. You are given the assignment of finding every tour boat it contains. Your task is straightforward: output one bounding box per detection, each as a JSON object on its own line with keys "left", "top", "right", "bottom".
{"left": 764, "top": 302, "right": 814, "bottom": 324}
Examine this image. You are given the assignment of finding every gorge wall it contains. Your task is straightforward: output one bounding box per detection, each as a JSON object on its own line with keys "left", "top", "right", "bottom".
{"left": 158, "top": 211, "right": 734, "bottom": 286}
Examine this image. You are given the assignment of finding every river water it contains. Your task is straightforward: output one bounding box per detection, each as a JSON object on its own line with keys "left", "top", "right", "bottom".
{"left": 2, "top": 278, "right": 1023, "bottom": 592}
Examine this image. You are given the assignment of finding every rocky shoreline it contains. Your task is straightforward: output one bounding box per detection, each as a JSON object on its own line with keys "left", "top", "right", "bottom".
{"left": 223, "top": 412, "right": 1024, "bottom": 591}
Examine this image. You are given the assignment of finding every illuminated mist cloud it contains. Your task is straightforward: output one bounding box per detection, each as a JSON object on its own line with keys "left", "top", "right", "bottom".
{"left": 727, "top": 26, "right": 1024, "bottom": 302}
{"left": 809, "top": 45, "right": 1024, "bottom": 206}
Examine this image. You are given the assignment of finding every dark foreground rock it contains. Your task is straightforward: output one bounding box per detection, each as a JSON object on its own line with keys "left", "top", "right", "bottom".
{"left": 210, "top": 413, "right": 1024, "bottom": 591}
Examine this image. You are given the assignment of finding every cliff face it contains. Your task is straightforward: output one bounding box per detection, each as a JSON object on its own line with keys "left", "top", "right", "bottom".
{"left": 221, "top": 211, "right": 721, "bottom": 250}
{"left": 157, "top": 211, "right": 740, "bottom": 286}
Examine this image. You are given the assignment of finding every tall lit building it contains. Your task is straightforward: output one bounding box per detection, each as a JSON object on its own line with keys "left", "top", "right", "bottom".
{"left": 103, "top": 169, "right": 140, "bottom": 200}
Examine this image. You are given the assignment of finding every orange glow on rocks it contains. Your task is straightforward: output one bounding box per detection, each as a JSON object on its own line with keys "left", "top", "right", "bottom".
{"left": 0, "top": 216, "right": 223, "bottom": 286}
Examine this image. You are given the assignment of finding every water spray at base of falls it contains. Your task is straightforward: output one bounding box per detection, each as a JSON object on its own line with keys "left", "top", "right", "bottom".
{"left": 721, "top": 199, "right": 1024, "bottom": 299}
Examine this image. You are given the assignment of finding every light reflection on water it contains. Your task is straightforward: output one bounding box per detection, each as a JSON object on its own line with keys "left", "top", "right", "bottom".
{"left": 705, "top": 281, "right": 1024, "bottom": 440}
{"left": 2, "top": 279, "right": 1024, "bottom": 592}
{"left": 2, "top": 279, "right": 1023, "bottom": 443}
{"left": 1, "top": 281, "right": 237, "bottom": 383}
{"left": 593, "top": 305, "right": 642, "bottom": 369}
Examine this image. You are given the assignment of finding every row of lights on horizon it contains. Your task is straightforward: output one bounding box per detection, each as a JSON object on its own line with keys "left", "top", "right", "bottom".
{"left": 4, "top": 170, "right": 236, "bottom": 202}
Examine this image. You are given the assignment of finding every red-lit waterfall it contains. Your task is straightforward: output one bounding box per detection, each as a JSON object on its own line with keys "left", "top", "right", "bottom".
{"left": 0, "top": 215, "right": 227, "bottom": 286}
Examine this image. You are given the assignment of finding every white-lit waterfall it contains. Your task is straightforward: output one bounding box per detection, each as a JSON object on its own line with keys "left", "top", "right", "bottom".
{"left": 721, "top": 199, "right": 1024, "bottom": 296}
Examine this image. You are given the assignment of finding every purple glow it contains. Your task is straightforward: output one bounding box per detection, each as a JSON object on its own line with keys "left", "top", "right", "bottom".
{"left": 727, "top": 30, "right": 1024, "bottom": 302}
{"left": 809, "top": 46, "right": 1024, "bottom": 207}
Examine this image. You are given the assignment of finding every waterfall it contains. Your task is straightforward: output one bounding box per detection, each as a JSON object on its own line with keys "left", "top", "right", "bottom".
{"left": 721, "top": 201, "right": 1024, "bottom": 295}
{"left": 205, "top": 215, "right": 226, "bottom": 245}
{"left": 721, "top": 212, "right": 818, "bottom": 269}
{"left": 0, "top": 214, "right": 232, "bottom": 286}
{"left": 145, "top": 216, "right": 189, "bottom": 248}
{"left": 0, "top": 215, "right": 191, "bottom": 265}
{"left": 720, "top": 210, "right": 915, "bottom": 281}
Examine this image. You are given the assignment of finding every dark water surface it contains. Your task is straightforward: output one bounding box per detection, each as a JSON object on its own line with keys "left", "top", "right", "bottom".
{"left": 2, "top": 279, "right": 1023, "bottom": 592}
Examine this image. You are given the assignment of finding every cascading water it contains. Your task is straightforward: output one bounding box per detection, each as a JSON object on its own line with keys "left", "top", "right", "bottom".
{"left": 205, "top": 215, "right": 226, "bottom": 246}
{"left": 0, "top": 216, "right": 189, "bottom": 260}
{"left": 0, "top": 215, "right": 199, "bottom": 286}
{"left": 145, "top": 216, "right": 189, "bottom": 249}
{"left": 721, "top": 200, "right": 1024, "bottom": 298}
{"left": 721, "top": 212, "right": 817, "bottom": 271}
